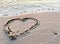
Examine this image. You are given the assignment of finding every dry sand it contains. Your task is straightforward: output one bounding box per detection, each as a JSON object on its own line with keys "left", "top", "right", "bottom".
{"left": 0, "top": 12, "right": 60, "bottom": 44}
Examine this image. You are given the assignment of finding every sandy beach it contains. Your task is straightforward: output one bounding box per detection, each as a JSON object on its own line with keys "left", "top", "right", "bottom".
{"left": 0, "top": 12, "right": 60, "bottom": 44}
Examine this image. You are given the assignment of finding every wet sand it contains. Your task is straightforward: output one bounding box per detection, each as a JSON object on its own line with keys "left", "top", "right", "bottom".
{"left": 0, "top": 12, "right": 60, "bottom": 44}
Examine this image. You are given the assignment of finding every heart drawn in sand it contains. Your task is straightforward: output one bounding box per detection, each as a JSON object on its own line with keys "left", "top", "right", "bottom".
{"left": 4, "top": 17, "right": 40, "bottom": 40}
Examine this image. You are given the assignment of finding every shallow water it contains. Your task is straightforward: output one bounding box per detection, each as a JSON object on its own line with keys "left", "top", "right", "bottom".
{"left": 0, "top": 3, "right": 60, "bottom": 16}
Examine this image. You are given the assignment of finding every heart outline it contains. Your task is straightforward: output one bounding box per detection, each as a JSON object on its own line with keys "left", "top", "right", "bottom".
{"left": 4, "top": 17, "right": 40, "bottom": 40}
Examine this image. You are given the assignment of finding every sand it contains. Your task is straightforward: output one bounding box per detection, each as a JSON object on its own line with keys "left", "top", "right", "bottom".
{"left": 0, "top": 12, "right": 60, "bottom": 44}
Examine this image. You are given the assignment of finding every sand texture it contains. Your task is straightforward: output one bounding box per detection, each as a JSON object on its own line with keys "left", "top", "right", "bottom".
{"left": 0, "top": 12, "right": 60, "bottom": 44}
